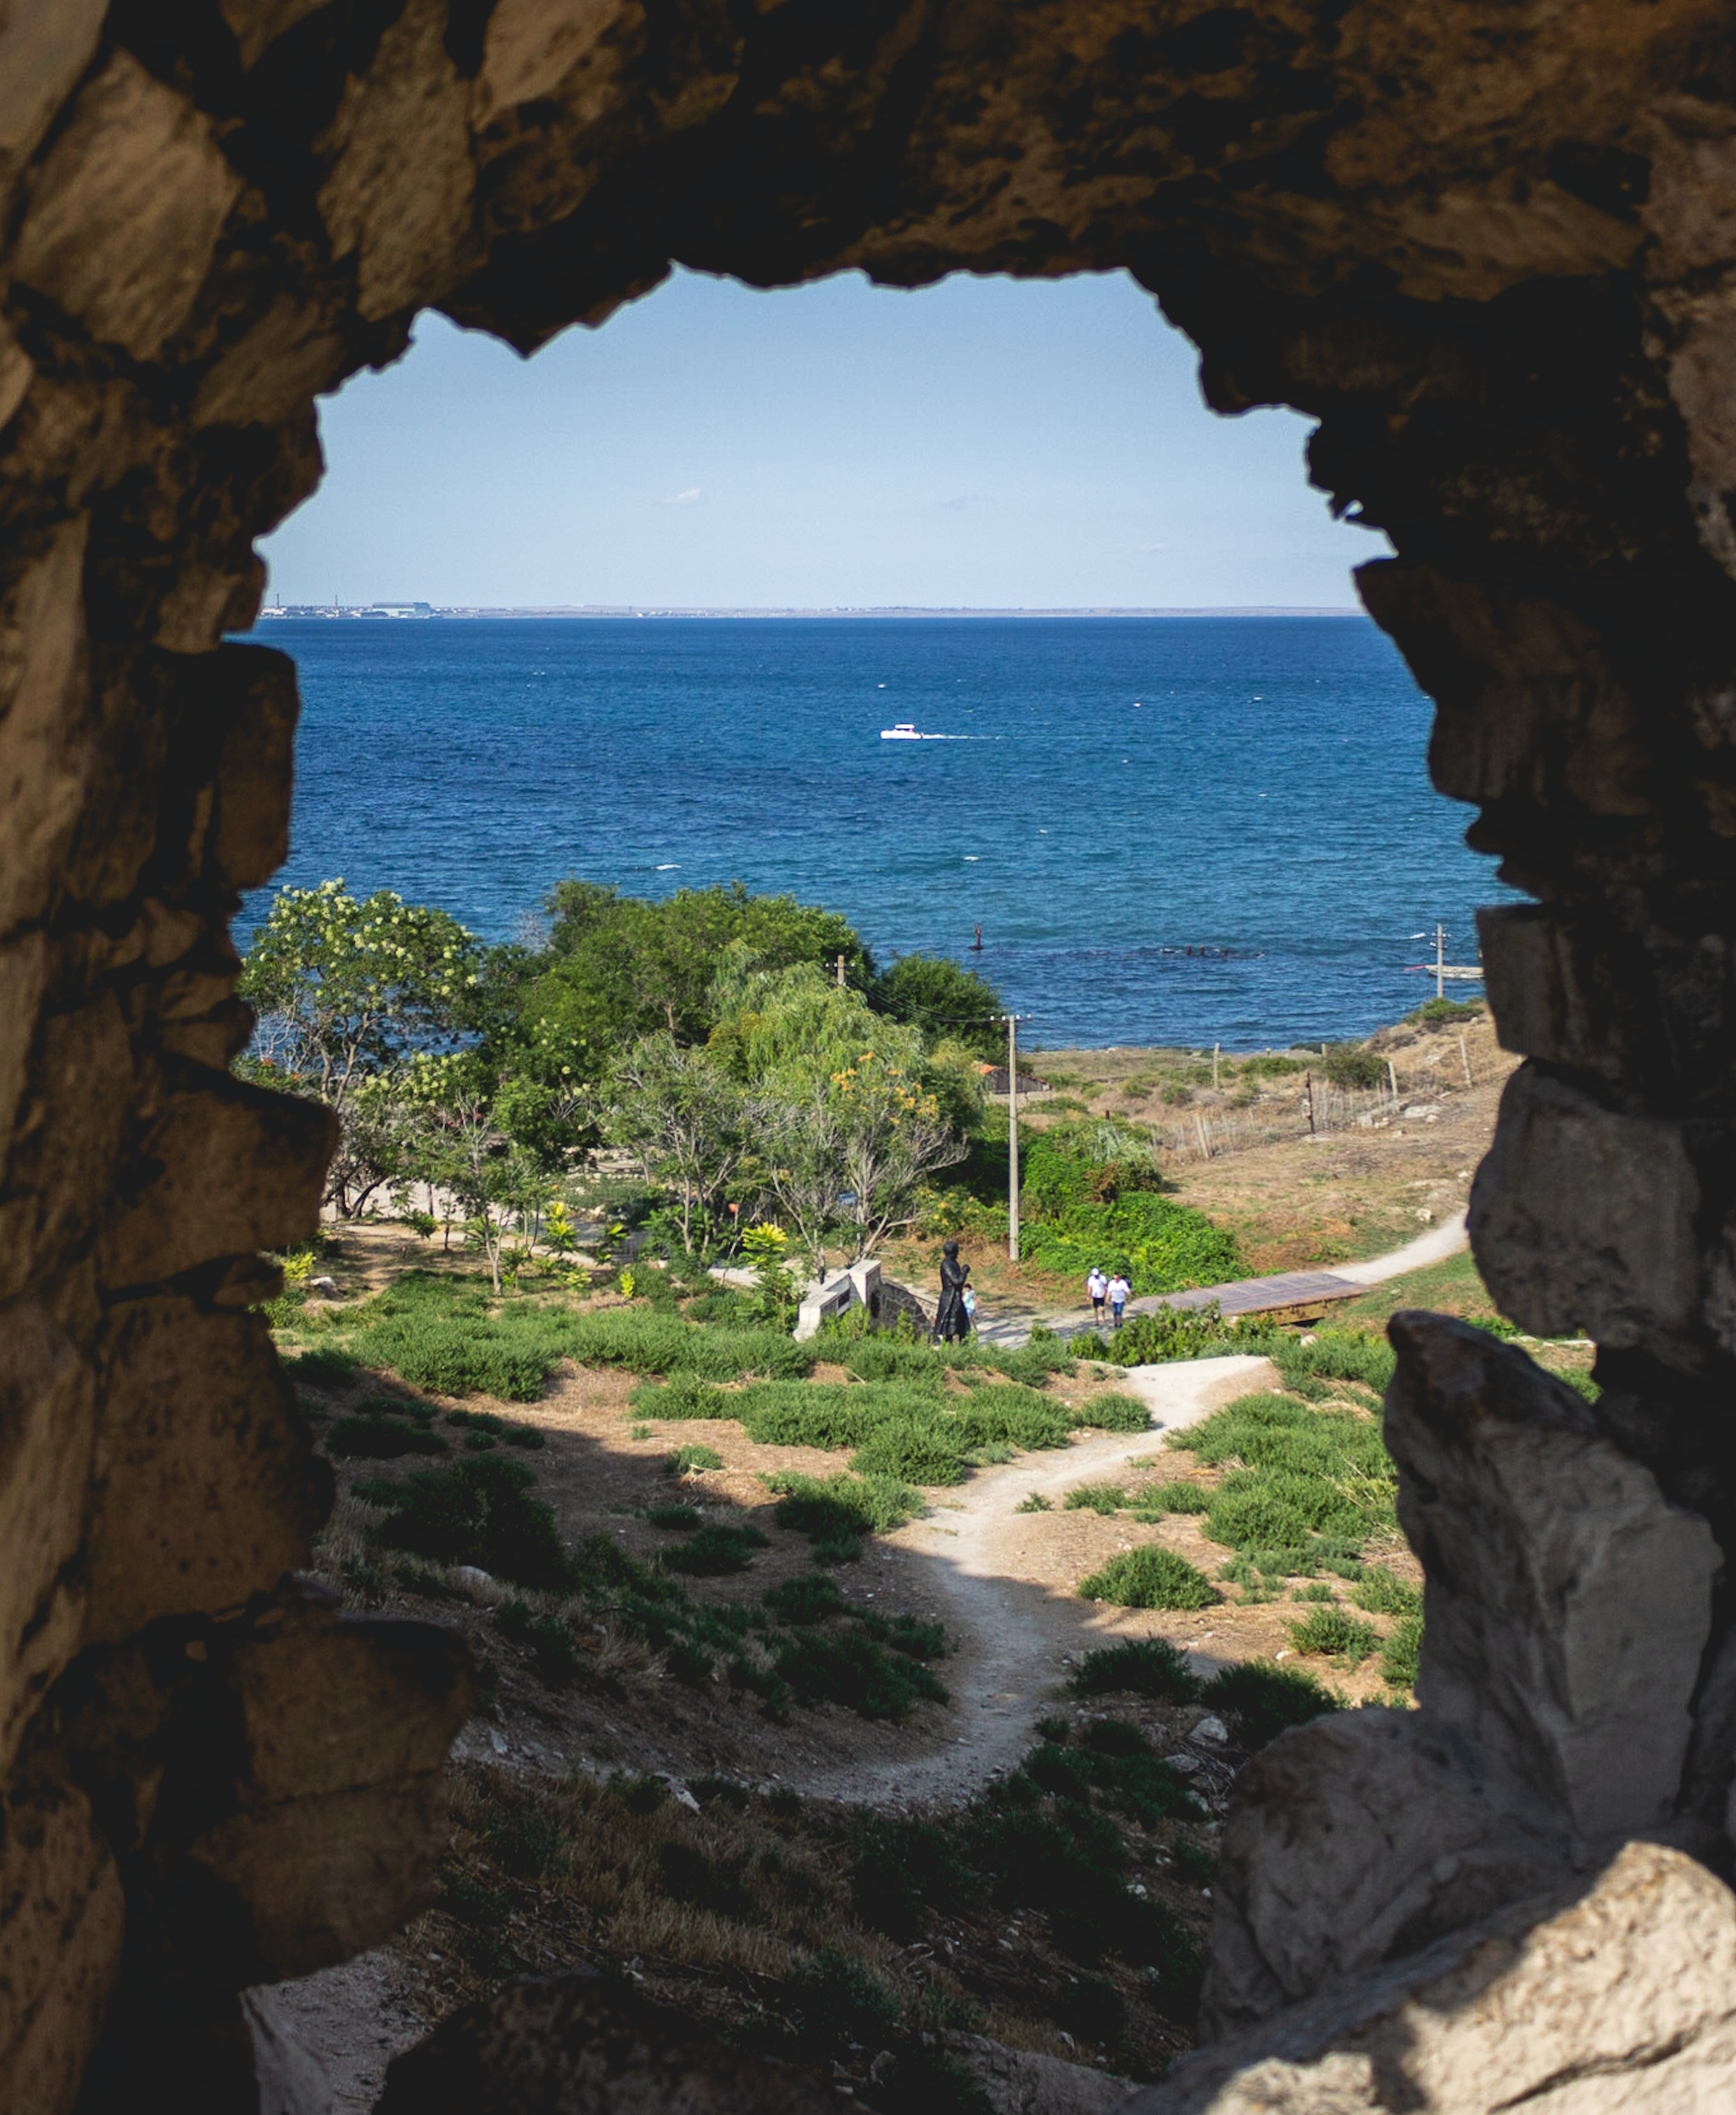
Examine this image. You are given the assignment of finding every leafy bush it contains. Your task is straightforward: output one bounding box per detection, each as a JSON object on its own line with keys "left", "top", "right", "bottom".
{"left": 326, "top": 1414, "right": 449, "bottom": 1459}
{"left": 447, "top": 1406, "right": 547, "bottom": 1450}
{"left": 1064, "top": 1483, "right": 1127, "bottom": 1514}
{"left": 763, "top": 1574, "right": 846, "bottom": 1625}
{"left": 665, "top": 1443, "right": 726, "bottom": 1474}
{"left": 765, "top": 1470, "right": 921, "bottom": 1541}
{"left": 645, "top": 1503, "right": 702, "bottom": 1531}
{"left": 850, "top": 1422, "right": 968, "bottom": 1485}
{"left": 1071, "top": 1638, "right": 1200, "bottom": 1703}
{"left": 1130, "top": 1481, "right": 1211, "bottom": 1517}
{"left": 1322, "top": 1043, "right": 1385, "bottom": 1089}
{"left": 1379, "top": 1611, "right": 1422, "bottom": 1689}
{"left": 1014, "top": 1492, "right": 1051, "bottom": 1513}
{"left": 1406, "top": 997, "right": 1482, "bottom": 1025}
{"left": 1286, "top": 1604, "right": 1380, "bottom": 1664}
{"left": 1099, "top": 1304, "right": 1280, "bottom": 1367}
{"left": 1351, "top": 1567, "right": 1422, "bottom": 1617}
{"left": 1271, "top": 1331, "right": 1395, "bottom": 1393}
{"left": 495, "top": 1598, "right": 581, "bottom": 1682}
{"left": 1240, "top": 1054, "right": 1305, "bottom": 1077}
{"left": 1068, "top": 1392, "right": 1154, "bottom": 1433}
{"left": 1199, "top": 1660, "right": 1338, "bottom": 1747}
{"left": 284, "top": 1346, "right": 358, "bottom": 1389}
{"left": 358, "top": 1455, "right": 575, "bottom": 1590}
{"left": 661, "top": 1522, "right": 770, "bottom": 1575}
{"left": 1078, "top": 1546, "right": 1216, "bottom": 1611}
{"left": 774, "top": 1630, "right": 947, "bottom": 1721}
{"left": 1017, "top": 1136, "right": 1242, "bottom": 1294}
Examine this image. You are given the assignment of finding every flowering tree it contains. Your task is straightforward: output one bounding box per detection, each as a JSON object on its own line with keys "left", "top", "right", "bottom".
{"left": 398, "top": 1055, "right": 549, "bottom": 1293}
{"left": 239, "top": 879, "right": 481, "bottom": 1214}
{"left": 605, "top": 1032, "right": 764, "bottom": 1251}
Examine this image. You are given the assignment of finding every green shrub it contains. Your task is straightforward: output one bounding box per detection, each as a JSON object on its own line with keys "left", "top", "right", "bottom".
{"left": 495, "top": 1598, "right": 581, "bottom": 1682}
{"left": 1130, "top": 1481, "right": 1210, "bottom": 1517}
{"left": 1071, "top": 1639, "right": 1200, "bottom": 1702}
{"left": 1064, "top": 1483, "right": 1127, "bottom": 1514}
{"left": 765, "top": 1471, "right": 921, "bottom": 1545}
{"left": 1350, "top": 1567, "right": 1422, "bottom": 1617}
{"left": 1272, "top": 1331, "right": 1395, "bottom": 1393}
{"left": 774, "top": 1630, "right": 948, "bottom": 1722}
{"left": 762, "top": 1574, "right": 846, "bottom": 1625}
{"left": 849, "top": 1422, "right": 968, "bottom": 1485}
{"left": 1322, "top": 1043, "right": 1385, "bottom": 1089}
{"left": 358, "top": 1455, "right": 575, "bottom": 1591}
{"left": 1068, "top": 1392, "right": 1154, "bottom": 1432}
{"left": 1287, "top": 1604, "right": 1380, "bottom": 1664}
{"left": 1379, "top": 1611, "right": 1423, "bottom": 1689}
{"left": 1098, "top": 1304, "right": 1279, "bottom": 1366}
{"left": 447, "top": 1406, "right": 547, "bottom": 1450}
{"left": 645, "top": 1503, "right": 702, "bottom": 1531}
{"left": 665, "top": 1443, "right": 726, "bottom": 1474}
{"left": 1406, "top": 997, "right": 1481, "bottom": 1026}
{"left": 1240, "top": 1054, "right": 1305, "bottom": 1077}
{"left": 661, "top": 1522, "right": 770, "bottom": 1575}
{"left": 284, "top": 1346, "right": 358, "bottom": 1389}
{"left": 1199, "top": 1660, "right": 1338, "bottom": 1747}
{"left": 326, "top": 1415, "right": 449, "bottom": 1459}
{"left": 1077, "top": 1546, "right": 1216, "bottom": 1611}
{"left": 1014, "top": 1492, "right": 1051, "bottom": 1513}
{"left": 849, "top": 1817, "right": 966, "bottom": 1939}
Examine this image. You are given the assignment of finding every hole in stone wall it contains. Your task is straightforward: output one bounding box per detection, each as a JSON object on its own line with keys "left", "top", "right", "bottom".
{"left": 249, "top": 264, "right": 1513, "bottom": 1048}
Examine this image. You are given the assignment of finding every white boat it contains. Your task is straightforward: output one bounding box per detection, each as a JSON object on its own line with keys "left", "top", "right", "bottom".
{"left": 880, "top": 722, "right": 922, "bottom": 740}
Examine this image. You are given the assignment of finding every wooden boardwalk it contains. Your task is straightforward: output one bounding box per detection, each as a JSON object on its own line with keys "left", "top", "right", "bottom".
{"left": 974, "top": 1265, "right": 1364, "bottom": 1346}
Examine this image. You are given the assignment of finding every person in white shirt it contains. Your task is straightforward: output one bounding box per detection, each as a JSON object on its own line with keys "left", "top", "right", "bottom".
{"left": 1086, "top": 1266, "right": 1108, "bottom": 1322}
{"left": 1106, "top": 1272, "right": 1132, "bottom": 1327}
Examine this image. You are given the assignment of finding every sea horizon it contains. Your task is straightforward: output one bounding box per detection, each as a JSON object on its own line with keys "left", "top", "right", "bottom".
{"left": 244, "top": 611, "right": 1511, "bottom": 1051}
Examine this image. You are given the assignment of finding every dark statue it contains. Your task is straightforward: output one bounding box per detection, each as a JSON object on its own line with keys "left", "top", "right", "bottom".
{"left": 932, "top": 1239, "right": 971, "bottom": 1342}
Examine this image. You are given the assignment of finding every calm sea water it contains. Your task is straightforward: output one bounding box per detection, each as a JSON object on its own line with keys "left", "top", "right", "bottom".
{"left": 243, "top": 615, "right": 1514, "bottom": 1049}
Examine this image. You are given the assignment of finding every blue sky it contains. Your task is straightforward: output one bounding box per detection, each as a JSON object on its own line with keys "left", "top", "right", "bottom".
{"left": 260, "top": 268, "right": 1383, "bottom": 609}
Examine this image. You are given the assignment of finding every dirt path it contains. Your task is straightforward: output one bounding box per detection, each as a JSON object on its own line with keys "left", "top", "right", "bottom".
{"left": 797, "top": 1354, "right": 1275, "bottom": 1806}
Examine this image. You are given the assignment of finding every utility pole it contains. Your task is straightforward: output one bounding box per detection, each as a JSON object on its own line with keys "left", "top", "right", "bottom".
{"left": 1212, "top": 1043, "right": 1221, "bottom": 1090}
{"left": 1004, "top": 1015, "right": 1030, "bottom": 1262}
{"left": 835, "top": 953, "right": 847, "bottom": 988}
{"left": 1434, "top": 924, "right": 1448, "bottom": 1002}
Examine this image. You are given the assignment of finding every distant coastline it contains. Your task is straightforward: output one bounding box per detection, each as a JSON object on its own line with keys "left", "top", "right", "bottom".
{"left": 255, "top": 602, "right": 1364, "bottom": 622}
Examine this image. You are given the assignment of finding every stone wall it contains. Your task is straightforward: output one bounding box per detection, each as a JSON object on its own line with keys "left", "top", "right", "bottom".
{"left": 8, "top": 2, "right": 1736, "bottom": 2106}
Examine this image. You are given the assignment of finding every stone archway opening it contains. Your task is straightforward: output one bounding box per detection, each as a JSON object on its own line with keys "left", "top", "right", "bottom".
{"left": 7, "top": 3, "right": 1736, "bottom": 2108}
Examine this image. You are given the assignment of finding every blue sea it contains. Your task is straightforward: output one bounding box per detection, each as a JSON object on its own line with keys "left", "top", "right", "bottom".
{"left": 244, "top": 615, "right": 1515, "bottom": 1050}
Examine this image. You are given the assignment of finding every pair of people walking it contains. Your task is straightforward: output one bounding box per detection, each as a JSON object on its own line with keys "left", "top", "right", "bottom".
{"left": 1086, "top": 1266, "right": 1131, "bottom": 1327}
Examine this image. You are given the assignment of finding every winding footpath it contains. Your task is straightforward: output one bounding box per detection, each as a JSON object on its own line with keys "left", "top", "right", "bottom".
{"left": 801, "top": 1214, "right": 1467, "bottom": 1805}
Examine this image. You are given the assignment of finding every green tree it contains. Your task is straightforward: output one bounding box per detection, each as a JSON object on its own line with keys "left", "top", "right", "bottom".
{"left": 400, "top": 1056, "right": 549, "bottom": 1294}
{"left": 240, "top": 879, "right": 481, "bottom": 1216}
{"left": 872, "top": 954, "right": 1004, "bottom": 1061}
{"left": 605, "top": 1033, "right": 764, "bottom": 1251}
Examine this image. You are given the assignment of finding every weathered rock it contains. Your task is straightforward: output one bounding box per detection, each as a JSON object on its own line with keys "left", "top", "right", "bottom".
{"left": 941, "top": 2031, "right": 1141, "bottom": 2115}
{"left": 1199, "top": 1710, "right": 1570, "bottom": 2040}
{"left": 83, "top": 1297, "right": 326, "bottom": 1642}
{"left": 1387, "top": 1313, "right": 1717, "bottom": 1842}
{"left": 1137, "top": 1843, "right": 1736, "bottom": 2114}
{"left": 1468, "top": 1066, "right": 1704, "bottom": 1361}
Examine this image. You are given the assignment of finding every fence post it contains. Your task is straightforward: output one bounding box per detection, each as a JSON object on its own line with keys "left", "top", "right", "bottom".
{"left": 1305, "top": 1071, "right": 1316, "bottom": 1135}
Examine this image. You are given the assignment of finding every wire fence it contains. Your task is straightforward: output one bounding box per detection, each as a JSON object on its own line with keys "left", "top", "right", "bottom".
{"left": 1148, "top": 1077, "right": 1432, "bottom": 1164}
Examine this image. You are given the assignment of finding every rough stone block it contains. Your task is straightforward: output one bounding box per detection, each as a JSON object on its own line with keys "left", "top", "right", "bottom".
{"left": 1468, "top": 1064, "right": 1701, "bottom": 1357}
{"left": 1357, "top": 563, "right": 1654, "bottom": 817}
{"left": 220, "top": 1605, "right": 475, "bottom": 1804}
{"left": 316, "top": 0, "right": 477, "bottom": 320}
{"left": 83, "top": 1300, "right": 326, "bottom": 1643}
{"left": 11, "top": 49, "right": 240, "bottom": 360}
{"left": 1388, "top": 1314, "right": 1717, "bottom": 1840}
{"left": 204, "top": 644, "right": 300, "bottom": 890}
{"left": 0, "top": 519, "right": 92, "bottom": 935}
{"left": 1199, "top": 1709, "right": 1569, "bottom": 2040}
{"left": 0, "top": 1296, "right": 96, "bottom": 1777}
{"left": 0, "top": 0, "right": 107, "bottom": 166}
{"left": 0, "top": 1778, "right": 125, "bottom": 2115}
{"left": 188, "top": 1776, "right": 452, "bottom": 1980}
{"left": 1138, "top": 1843, "right": 1736, "bottom": 2114}
{"left": 1477, "top": 904, "right": 1623, "bottom": 1077}
{"left": 99, "top": 1058, "right": 336, "bottom": 1289}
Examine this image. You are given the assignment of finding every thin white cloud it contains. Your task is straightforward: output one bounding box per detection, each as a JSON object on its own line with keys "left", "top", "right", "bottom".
{"left": 660, "top": 487, "right": 703, "bottom": 506}
{"left": 937, "top": 493, "right": 993, "bottom": 511}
